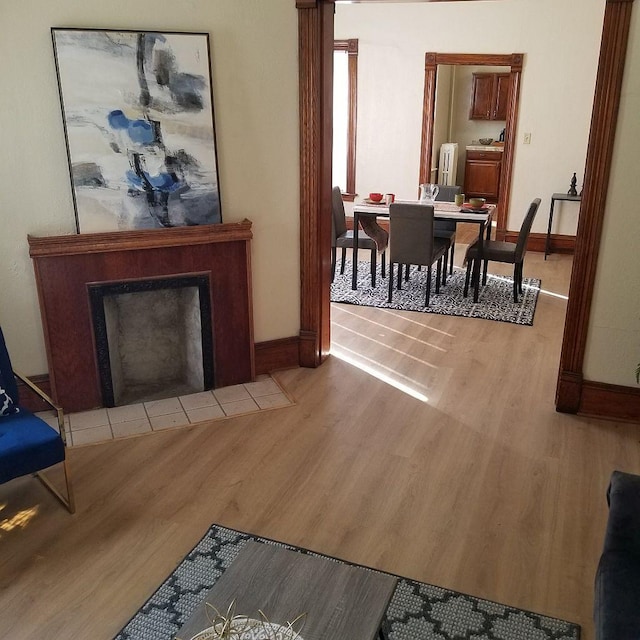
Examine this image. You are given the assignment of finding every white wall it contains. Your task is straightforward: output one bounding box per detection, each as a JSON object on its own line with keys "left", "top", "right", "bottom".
{"left": 583, "top": 6, "right": 640, "bottom": 387}
{"left": 335, "top": 0, "right": 603, "bottom": 235}
{"left": 0, "top": 0, "right": 300, "bottom": 373}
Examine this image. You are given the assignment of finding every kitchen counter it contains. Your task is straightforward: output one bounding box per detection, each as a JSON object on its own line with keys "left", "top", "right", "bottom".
{"left": 466, "top": 144, "right": 504, "bottom": 152}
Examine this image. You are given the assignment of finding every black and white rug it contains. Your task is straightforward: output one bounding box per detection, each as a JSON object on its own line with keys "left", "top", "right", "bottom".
{"left": 331, "top": 262, "right": 540, "bottom": 326}
{"left": 114, "top": 524, "right": 580, "bottom": 640}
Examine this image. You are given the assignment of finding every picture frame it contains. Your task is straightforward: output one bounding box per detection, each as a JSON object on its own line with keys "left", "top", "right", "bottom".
{"left": 51, "top": 28, "right": 222, "bottom": 233}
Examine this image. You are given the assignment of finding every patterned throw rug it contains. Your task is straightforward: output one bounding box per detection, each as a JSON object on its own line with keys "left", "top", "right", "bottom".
{"left": 114, "top": 524, "right": 580, "bottom": 640}
{"left": 331, "top": 262, "right": 540, "bottom": 326}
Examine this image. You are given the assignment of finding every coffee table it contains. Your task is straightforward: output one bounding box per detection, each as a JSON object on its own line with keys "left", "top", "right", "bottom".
{"left": 175, "top": 541, "right": 397, "bottom": 640}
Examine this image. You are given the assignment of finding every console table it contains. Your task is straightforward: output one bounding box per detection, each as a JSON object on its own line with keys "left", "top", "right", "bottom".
{"left": 545, "top": 193, "right": 581, "bottom": 259}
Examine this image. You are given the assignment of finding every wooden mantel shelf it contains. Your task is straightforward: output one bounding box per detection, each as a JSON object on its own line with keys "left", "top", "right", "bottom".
{"left": 28, "top": 220, "right": 253, "bottom": 257}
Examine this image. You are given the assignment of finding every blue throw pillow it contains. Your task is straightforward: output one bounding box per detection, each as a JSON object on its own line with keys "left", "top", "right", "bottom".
{"left": 0, "top": 385, "right": 19, "bottom": 417}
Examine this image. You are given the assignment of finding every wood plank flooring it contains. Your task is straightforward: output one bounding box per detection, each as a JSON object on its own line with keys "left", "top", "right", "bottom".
{"left": 1, "top": 249, "right": 639, "bottom": 640}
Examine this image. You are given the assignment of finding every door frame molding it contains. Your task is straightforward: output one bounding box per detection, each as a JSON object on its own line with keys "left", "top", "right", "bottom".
{"left": 296, "top": 0, "right": 637, "bottom": 419}
{"left": 419, "top": 53, "right": 523, "bottom": 239}
{"left": 555, "top": 0, "right": 636, "bottom": 412}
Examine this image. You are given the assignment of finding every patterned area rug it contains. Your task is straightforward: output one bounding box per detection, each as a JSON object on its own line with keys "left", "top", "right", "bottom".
{"left": 114, "top": 524, "right": 580, "bottom": 640}
{"left": 331, "top": 262, "right": 540, "bottom": 326}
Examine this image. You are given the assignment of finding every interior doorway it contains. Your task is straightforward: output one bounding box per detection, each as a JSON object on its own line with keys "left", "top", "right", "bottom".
{"left": 298, "top": 0, "right": 634, "bottom": 418}
{"left": 419, "top": 53, "right": 523, "bottom": 240}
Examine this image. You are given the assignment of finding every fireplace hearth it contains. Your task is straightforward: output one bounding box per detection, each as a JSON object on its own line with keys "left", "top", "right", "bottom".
{"left": 29, "top": 222, "right": 254, "bottom": 413}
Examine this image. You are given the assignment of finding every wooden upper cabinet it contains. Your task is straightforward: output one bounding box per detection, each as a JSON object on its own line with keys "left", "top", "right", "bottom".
{"left": 469, "top": 74, "right": 494, "bottom": 120}
{"left": 493, "top": 73, "right": 510, "bottom": 120}
{"left": 469, "top": 73, "right": 510, "bottom": 121}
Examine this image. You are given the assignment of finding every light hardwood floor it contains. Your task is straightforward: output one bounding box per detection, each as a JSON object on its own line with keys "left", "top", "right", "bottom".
{"left": 1, "top": 248, "right": 639, "bottom": 640}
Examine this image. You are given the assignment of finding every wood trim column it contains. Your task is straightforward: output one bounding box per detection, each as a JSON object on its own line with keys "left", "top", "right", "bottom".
{"left": 498, "top": 54, "right": 523, "bottom": 239}
{"left": 334, "top": 39, "right": 358, "bottom": 199}
{"left": 418, "top": 53, "right": 437, "bottom": 194}
{"left": 297, "top": 0, "right": 335, "bottom": 367}
{"left": 556, "top": 0, "right": 636, "bottom": 413}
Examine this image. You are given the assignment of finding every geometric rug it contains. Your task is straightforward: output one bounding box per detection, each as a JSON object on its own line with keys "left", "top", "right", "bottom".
{"left": 113, "top": 524, "right": 580, "bottom": 640}
{"left": 331, "top": 262, "right": 541, "bottom": 326}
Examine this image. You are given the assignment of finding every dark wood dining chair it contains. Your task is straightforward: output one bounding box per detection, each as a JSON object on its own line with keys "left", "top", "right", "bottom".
{"left": 388, "top": 202, "right": 449, "bottom": 307}
{"left": 332, "top": 186, "right": 388, "bottom": 287}
{"left": 464, "top": 198, "right": 541, "bottom": 303}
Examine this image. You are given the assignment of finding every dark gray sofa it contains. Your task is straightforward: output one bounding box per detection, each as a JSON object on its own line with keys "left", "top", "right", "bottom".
{"left": 594, "top": 470, "right": 640, "bottom": 639}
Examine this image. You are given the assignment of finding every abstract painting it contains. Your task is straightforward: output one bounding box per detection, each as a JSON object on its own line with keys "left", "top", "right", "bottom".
{"left": 52, "top": 29, "right": 222, "bottom": 232}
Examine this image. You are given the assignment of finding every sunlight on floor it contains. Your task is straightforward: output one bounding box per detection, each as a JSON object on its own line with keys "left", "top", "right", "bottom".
{"left": 334, "top": 303, "right": 456, "bottom": 338}
{"left": 334, "top": 305, "right": 449, "bottom": 352}
{"left": 0, "top": 502, "right": 39, "bottom": 537}
{"left": 488, "top": 274, "right": 569, "bottom": 300}
{"left": 333, "top": 322, "right": 440, "bottom": 369}
{"left": 538, "top": 288, "right": 569, "bottom": 300}
{"left": 331, "top": 344, "right": 430, "bottom": 402}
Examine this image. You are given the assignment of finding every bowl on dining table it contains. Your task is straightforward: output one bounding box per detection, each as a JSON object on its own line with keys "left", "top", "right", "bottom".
{"left": 368, "top": 192, "right": 383, "bottom": 202}
{"left": 468, "top": 197, "right": 487, "bottom": 209}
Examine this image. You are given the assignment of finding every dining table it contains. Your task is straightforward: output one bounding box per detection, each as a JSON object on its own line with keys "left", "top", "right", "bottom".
{"left": 352, "top": 199, "right": 495, "bottom": 303}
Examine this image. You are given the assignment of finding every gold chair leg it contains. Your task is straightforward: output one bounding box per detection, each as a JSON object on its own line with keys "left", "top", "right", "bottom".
{"left": 36, "top": 459, "right": 75, "bottom": 513}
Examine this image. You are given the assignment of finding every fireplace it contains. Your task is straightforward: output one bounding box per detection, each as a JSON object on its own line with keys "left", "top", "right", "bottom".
{"left": 29, "top": 222, "right": 254, "bottom": 413}
{"left": 89, "top": 275, "right": 214, "bottom": 407}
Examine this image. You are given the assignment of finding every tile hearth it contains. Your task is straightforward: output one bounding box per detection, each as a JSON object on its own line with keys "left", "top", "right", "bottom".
{"left": 36, "top": 375, "right": 293, "bottom": 447}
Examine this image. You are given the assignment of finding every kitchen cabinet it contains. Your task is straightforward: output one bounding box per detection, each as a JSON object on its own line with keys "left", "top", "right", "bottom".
{"left": 464, "top": 149, "right": 502, "bottom": 201}
{"left": 469, "top": 73, "right": 510, "bottom": 121}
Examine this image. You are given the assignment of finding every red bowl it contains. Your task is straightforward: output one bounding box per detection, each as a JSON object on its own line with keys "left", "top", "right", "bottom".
{"left": 369, "top": 192, "right": 383, "bottom": 202}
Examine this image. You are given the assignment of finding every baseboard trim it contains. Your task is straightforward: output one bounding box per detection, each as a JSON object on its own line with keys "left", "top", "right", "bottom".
{"left": 254, "top": 337, "right": 300, "bottom": 375}
{"left": 504, "top": 231, "right": 575, "bottom": 254}
{"left": 555, "top": 370, "right": 583, "bottom": 414}
{"left": 578, "top": 380, "right": 640, "bottom": 423}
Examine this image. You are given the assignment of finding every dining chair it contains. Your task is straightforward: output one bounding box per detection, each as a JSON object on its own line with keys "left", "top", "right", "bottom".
{"left": 388, "top": 202, "right": 449, "bottom": 307}
{"left": 0, "top": 325, "right": 75, "bottom": 512}
{"left": 332, "top": 186, "right": 388, "bottom": 287}
{"left": 463, "top": 198, "right": 541, "bottom": 303}
{"left": 434, "top": 185, "right": 462, "bottom": 277}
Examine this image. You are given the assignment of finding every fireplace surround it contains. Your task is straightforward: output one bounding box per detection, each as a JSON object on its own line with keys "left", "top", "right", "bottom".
{"left": 29, "top": 222, "right": 254, "bottom": 413}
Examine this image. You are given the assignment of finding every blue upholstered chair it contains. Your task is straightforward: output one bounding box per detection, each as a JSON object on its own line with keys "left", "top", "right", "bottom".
{"left": 0, "top": 326, "right": 74, "bottom": 512}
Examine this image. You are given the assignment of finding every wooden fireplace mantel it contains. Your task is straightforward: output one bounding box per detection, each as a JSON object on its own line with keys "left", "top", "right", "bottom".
{"left": 28, "top": 221, "right": 255, "bottom": 412}
{"left": 28, "top": 220, "right": 253, "bottom": 256}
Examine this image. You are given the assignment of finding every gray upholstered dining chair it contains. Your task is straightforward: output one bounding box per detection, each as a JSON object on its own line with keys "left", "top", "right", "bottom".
{"left": 331, "top": 186, "right": 388, "bottom": 287}
{"left": 463, "top": 198, "right": 541, "bottom": 303}
{"left": 434, "top": 185, "right": 462, "bottom": 277}
{"left": 388, "top": 202, "right": 449, "bottom": 307}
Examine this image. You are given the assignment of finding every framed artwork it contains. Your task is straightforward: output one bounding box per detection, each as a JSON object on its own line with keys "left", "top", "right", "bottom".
{"left": 51, "top": 28, "right": 222, "bottom": 233}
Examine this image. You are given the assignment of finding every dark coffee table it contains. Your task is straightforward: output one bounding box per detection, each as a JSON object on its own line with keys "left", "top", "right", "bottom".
{"left": 175, "top": 541, "right": 397, "bottom": 640}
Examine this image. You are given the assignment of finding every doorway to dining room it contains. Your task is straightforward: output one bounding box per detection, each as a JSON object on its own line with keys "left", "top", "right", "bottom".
{"left": 301, "top": 0, "right": 625, "bottom": 417}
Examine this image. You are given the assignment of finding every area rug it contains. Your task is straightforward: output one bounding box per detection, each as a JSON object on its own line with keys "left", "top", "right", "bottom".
{"left": 331, "top": 262, "right": 540, "bottom": 326}
{"left": 114, "top": 523, "right": 580, "bottom": 640}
